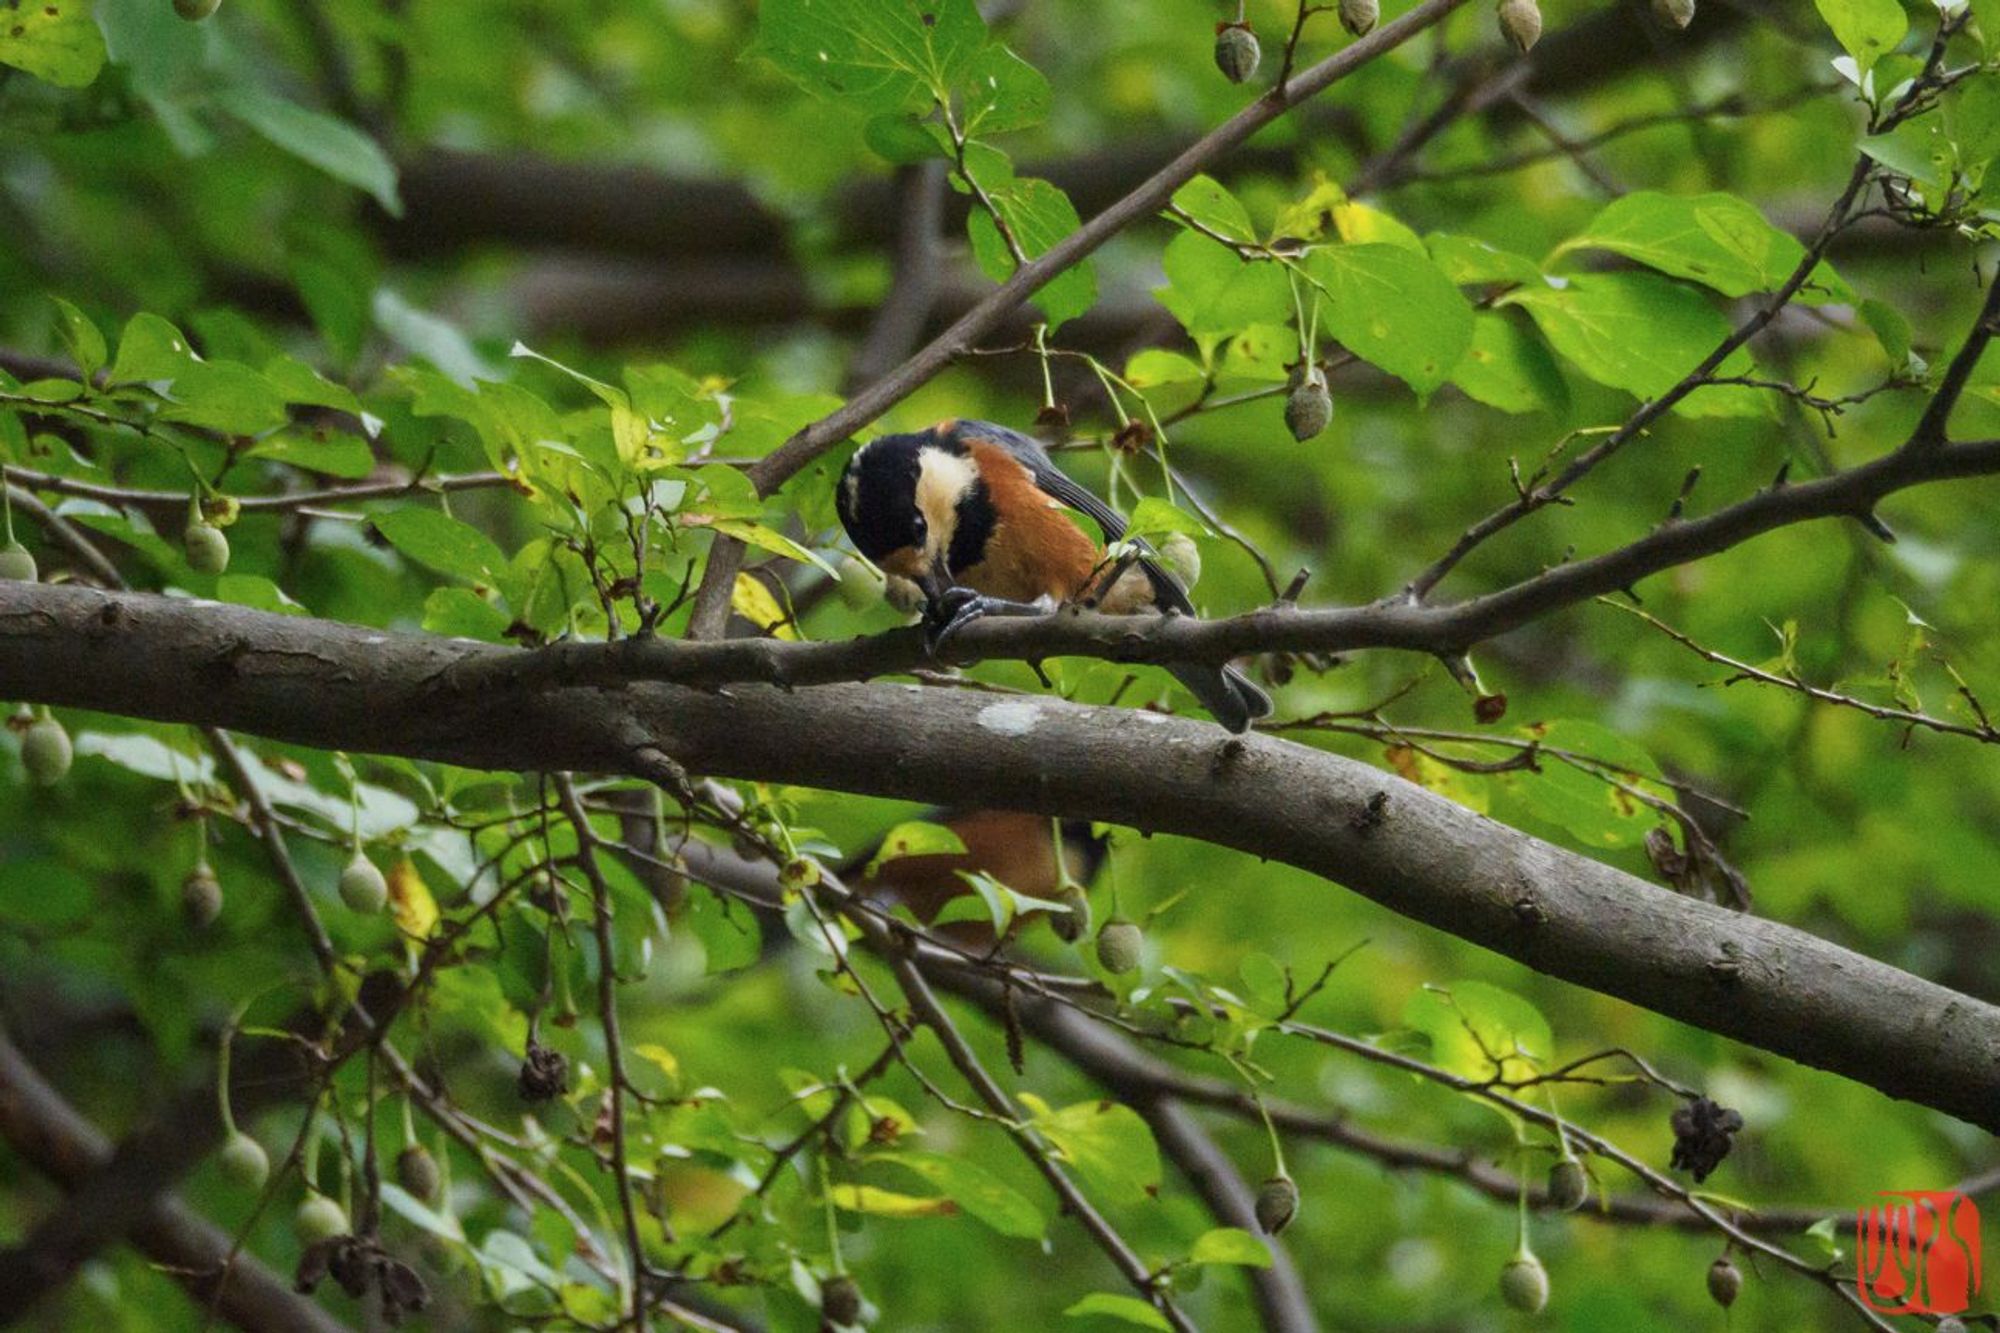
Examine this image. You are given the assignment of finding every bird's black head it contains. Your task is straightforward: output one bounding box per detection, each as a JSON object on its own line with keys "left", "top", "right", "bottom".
{"left": 837, "top": 433, "right": 929, "bottom": 561}
{"left": 837, "top": 428, "right": 993, "bottom": 584}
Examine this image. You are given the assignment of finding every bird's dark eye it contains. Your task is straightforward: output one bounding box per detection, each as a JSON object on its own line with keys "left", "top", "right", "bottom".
{"left": 912, "top": 515, "right": 928, "bottom": 541}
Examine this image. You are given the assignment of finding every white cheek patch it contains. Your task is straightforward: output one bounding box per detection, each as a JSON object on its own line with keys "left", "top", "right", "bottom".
{"left": 915, "top": 447, "right": 979, "bottom": 561}
{"left": 976, "top": 700, "right": 1042, "bottom": 735}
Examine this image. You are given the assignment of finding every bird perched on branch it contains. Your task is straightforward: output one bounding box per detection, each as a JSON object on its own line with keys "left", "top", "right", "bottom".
{"left": 835, "top": 419, "right": 1272, "bottom": 732}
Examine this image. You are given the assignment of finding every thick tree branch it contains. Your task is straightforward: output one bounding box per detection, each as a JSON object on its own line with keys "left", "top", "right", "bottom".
{"left": 4, "top": 582, "right": 2000, "bottom": 1134}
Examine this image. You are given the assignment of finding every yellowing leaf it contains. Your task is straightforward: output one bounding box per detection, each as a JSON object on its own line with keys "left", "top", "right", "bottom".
{"left": 388, "top": 857, "right": 439, "bottom": 940}
{"left": 828, "top": 1184, "right": 960, "bottom": 1219}
{"left": 633, "top": 1043, "right": 680, "bottom": 1085}
{"left": 731, "top": 573, "right": 797, "bottom": 640}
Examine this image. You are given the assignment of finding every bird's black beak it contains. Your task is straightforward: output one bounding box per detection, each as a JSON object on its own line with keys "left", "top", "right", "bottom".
{"left": 918, "top": 553, "right": 953, "bottom": 609}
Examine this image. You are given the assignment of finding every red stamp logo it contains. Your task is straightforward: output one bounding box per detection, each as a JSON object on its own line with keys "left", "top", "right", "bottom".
{"left": 1855, "top": 1190, "right": 1981, "bottom": 1315}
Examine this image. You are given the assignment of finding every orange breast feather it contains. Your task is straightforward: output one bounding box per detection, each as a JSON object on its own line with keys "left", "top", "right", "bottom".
{"left": 960, "top": 440, "right": 1099, "bottom": 602}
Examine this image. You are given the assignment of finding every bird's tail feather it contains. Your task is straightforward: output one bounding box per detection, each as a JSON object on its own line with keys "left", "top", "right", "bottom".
{"left": 1170, "top": 663, "right": 1273, "bottom": 734}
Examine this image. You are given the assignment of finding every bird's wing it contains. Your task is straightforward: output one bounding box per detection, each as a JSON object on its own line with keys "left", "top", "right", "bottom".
{"left": 952, "top": 420, "right": 1195, "bottom": 615}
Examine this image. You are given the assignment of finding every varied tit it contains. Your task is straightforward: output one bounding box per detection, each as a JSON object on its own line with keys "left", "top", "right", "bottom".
{"left": 835, "top": 418, "right": 1272, "bottom": 732}
{"left": 851, "top": 810, "right": 1106, "bottom": 937}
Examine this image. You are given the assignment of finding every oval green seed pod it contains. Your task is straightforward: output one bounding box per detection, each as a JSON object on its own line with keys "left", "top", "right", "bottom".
{"left": 1255, "top": 1175, "right": 1300, "bottom": 1235}
{"left": 339, "top": 851, "right": 388, "bottom": 913}
{"left": 218, "top": 1131, "right": 269, "bottom": 1190}
{"left": 1095, "top": 917, "right": 1143, "bottom": 974}
{"left": 1500, "top": 1250, "right": 1549, "bottom": 1313}
{"left": 0, "top": 542, "right": 37, "bottom": 582}
{"left": 1497, "top": 0, "right": 1543, "bottom": 52}
{"left": 1214, "top": 24, "right": 1261, "bottom": 83}
{"left": 21, "top": 717, "right": 72, "bottom": 785}
{"left": 1547, "top": 1157, "right": 1588, "bottom": 1212}
{"left": 183, "top": 865, "right": 224, "bottom": 929}
{"left": 294, "top": 1193, "right": 349, "bottom": 1245}
{"left": 185, "top": 522, "right": 230, "bottom": 575}
{"left": 397, "top": 1144, "right": 442, "bottom": 1203}
{"left": 820, "top": 1274, "right": 863, "bottom": 1326}
{"left": 1706, "top": 1254, "right": 1740, "bottom": 1308}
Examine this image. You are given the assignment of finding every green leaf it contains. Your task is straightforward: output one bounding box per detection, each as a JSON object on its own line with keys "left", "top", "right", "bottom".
{"left": 260, "top": 355, "right": 362, "bottom": 414}
{"left": 966, "top": 173, "right": 1096, "bottom": 328}
{"left": 756, "top": 0, "right": 987, "bottom": 112}
{"left": 215, "top": 574, "right": 307, "bottom": 616}
{"left": 1172, "top": 175, "right": 1257, "bottom": 244}
{"left": 1219, "top": 323, "right": 1300, "bottom": 382}
{"left": 1450, "top": 311, "right": 1569, "bottom": 415}
{"left": 373, "top": 507, "right": 508, "bottom": 585}
{"left": 1426, "top": 233, "right": 1543, "bottom": 286}
{"left": 1504, "top": 720, "right": 1660, "bottom": 849}
{"left": 0, "top": 0, "right": 105, "bottom": 88}
{"left": 214, "top": 87, "right": 403, "bottom": 216}
{"left": 1813, "top": 0, "right": 1906, "bottom": 72}
{"left": 1187, "top": 1227, "right": 1274, "bottom": 1268}
{"left": 422, "top": 587, "right": 511, "bottom": 640}
{"left": 49, "top": 297, "right": 105, "bottom": 381}
{"left": 160, "top": 361, "right": 290, "bottom": 434}
{"left": 247, "top": 431, "right": 376, "bottom": 478}
{"left": 1300, "top": 244, "right": 1474, "bottom": 394}
{"left": 1125, "top": 497, "right": 1207, "bottom": 539}
{"left": 865, "top": 820, "right": 969, "bottom": 873}
{"left": 1507, "top": 273, "right": 1764, "bottom": 415}
{"left": 1157, "top": 231, "right": 1290, "bottom": 337}
{"left": 1063, "top": 1293, "right": 1171, "bottom": 1330}
{"left": 1403, "top": 980, "right": 1552, "bottom": 1083}
{"left": 1552, "top": 191, "right": 1811, "bottom": 299}
{"left": 684, "top": 885, "right": 762, "bottom": 973}
{"left": 1859, "top": 297, "right": 1915, "bottom": 369}
{"left": 1124, "top": 349, "right": 1207, "bottom": 388}
{"left": 961, "top": 44, "right": 1051, "bottom": 136}
{"left": 884, "top": 1153, "right": 1046, "bottom": 1238}
{"left": 865, "top": 111, "right": 950, "bottom": 163}
{"left": 108, "top": 313, "right": 197, "bottom": 385}
{"left": 1021, "top": 1095, "right": 1160, "bottom": 1205}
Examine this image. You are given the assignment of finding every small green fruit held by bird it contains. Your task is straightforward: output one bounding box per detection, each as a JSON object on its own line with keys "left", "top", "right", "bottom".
{"left": 1500, "top": 1250, "right": 1550, "bottom": 1313}
{"left": 836, "top": 555, "right": 885, "bottom": 610}
{"left": 294, "top": 1193, "right": 349, "bottom": 1245}
{"left": 1255, "top": 1175, "right": 1300, "bottom": 1235}
{"left": 340, "top": 851, "right": 388, "bottom": 913}
{"left": 1214, "top": 23, "right": 1261, "bottom": 83}
{"left": 1095, "top": 917, "right": 1143, "bottom": 974}
{"left": 1157, "top": 531, "right": 1202, "bottom": 589}
{"left": 0, "top": 542, "right": 36, "bottom": 582}
{"left": 218, "top": 1132, "right": 269, "bottom": 1190}
{"left": 185, "top": 521, "right": 230, "bottom": 575}
{"left": 22, "top": 716, "right": 72, "bottom": 785}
